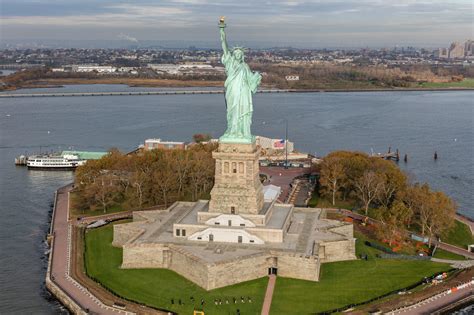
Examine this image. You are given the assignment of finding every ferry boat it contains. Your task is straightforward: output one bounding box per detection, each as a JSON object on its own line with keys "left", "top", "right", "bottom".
{"left": 26, "top": 154, "right": 86, "bottom": 170}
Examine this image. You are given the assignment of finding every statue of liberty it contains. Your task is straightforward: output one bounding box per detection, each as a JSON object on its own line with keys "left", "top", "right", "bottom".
{"left": 218, "top": 17, "right": 262, "bottom": 143}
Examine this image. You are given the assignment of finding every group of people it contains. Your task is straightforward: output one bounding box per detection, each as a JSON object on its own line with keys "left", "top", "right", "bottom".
{"left": 214, "top": 296, "right": 253, "bottom": 305}
{"left": 170, "top": 295, "right": 253, "bottom": 307}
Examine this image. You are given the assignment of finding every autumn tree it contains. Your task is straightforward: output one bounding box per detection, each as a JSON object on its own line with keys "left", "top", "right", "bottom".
{"left": 84, "top": 172, "right": 121, "bottom": 213}
{"left": 319, "top": 156, "right": 345, "bottom": 206}
{"left": 375, "top": 200, "right": 412, "bottom": 246}
{"left": 354, "top": 170, "right": 384, "bottom": 215}
{"left": 373, "top": 158, "right": 407, "bottom": 209}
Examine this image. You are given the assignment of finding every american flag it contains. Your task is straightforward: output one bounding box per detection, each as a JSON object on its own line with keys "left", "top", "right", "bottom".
{"left": 274, "top": 139, "right": 285, "bottom": 148}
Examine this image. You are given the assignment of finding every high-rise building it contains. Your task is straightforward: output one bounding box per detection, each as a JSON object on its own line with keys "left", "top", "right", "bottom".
{"left": 437, "top": 47, "right": 449, "bottom": 59}
{"left": 448, "top": 42, "right": 465, "bottom": 59}
{"left": 465, "top": 40, "right": 474, "bottom": 56}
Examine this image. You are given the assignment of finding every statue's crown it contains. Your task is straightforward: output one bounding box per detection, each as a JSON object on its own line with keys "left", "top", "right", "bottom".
{"left": 232, "top": 46, "right": 248, "bottom": 52}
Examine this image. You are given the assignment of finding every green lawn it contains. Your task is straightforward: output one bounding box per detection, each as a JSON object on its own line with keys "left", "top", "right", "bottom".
{"left": 441, "top": 220, "right": 474, "bottom": 249}
{"left": 271, "top": 233, "right": 450, "bottom": 314}
{"left": 418, "top": 78, "right": 474, "bottom": 88}
{"left": 433, "top": 248, "right": 467, "bottom": 261}
{"left": 85, "top": 222, "right": 450, "bottom": 315}
{"left": 84, "top": 223, "right": 267, "bottom": 314}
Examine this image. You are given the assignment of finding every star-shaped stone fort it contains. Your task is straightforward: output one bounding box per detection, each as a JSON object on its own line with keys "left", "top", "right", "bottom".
{"left": 113, "top": 142, "right": 356, "bottom": 290}
{"left": 113, "top": 19, "right": 356, "bottom": 291}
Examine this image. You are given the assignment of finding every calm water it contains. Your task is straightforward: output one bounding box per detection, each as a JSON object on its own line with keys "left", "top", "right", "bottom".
{"left": 0, "top": 85, "right": 473, "bottom": 313}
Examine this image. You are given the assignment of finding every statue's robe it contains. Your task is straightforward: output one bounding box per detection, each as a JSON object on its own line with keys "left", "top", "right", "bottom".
{"left": 221, "top": 51, "right": 261, "bottom": 141}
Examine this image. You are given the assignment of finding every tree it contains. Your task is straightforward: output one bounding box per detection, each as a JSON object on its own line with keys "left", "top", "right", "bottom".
{"left": 193, "top": 133, "right": 211, "bottom": 143}
{"left": 423, "top": 191, "right": 456, "bottom": 247}
{"left": 375, "top": 200, "right": 412, "bottom": 246}
{"left": 374, "top": 159, "right": 407, "bottom": 209}
{"left": 403, "top": 183, "right": 456, "bottom": 247}
{"left": 354, "top": 170, "right": 384, "bottom": 215}
{"left": 85, "top": 173, "right": 120, "bottom": 213}
{"left": 319, "top": 156, "right": 345, "bottom": 206}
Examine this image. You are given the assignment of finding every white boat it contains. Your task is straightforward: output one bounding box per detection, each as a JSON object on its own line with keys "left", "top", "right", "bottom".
{"left": 26, "top": 154, "right": 86, "bottom": 170}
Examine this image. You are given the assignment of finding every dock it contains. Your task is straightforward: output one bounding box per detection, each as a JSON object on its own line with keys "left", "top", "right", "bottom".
{"left": 371, "top": 147, "right": 400, "bottom": 161}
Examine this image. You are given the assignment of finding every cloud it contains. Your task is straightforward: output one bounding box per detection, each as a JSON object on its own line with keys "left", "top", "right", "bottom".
{"left": 117, "top": 33, "right": 138, "bottom": 43}
{"left": 1, "top": 0, "right": 472, "bottom": 46}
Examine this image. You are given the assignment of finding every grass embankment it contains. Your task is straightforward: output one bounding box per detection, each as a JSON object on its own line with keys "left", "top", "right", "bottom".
{"left": 418, "top": 78, "right": 474, "bottom": 89}
{"left": 85, "top": 222, "right": 450, "bottom": 314}
{"left": 441, "top": 220, "right": 474, "bottom": 249}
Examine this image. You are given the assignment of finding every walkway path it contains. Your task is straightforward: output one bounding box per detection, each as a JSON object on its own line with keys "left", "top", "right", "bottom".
{"left": 431, "top": 258, "right": 474, "bottom": 269}
{"left": 436, "top": 241, "right": 474, "bottom": 259}
{"left": 260, "top": 275, "right": 276, "bottom": 315}
{"left": 48, "top": 184, "right": 133, "bottom": 314}
{"left": 388, "top": 280, "right": 473, "bottom": 315}
{"left": 260, "top": 166, "right": 311, "bottom": 202}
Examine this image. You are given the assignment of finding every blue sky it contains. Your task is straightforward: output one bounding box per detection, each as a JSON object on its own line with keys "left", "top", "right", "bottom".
{"left": 1, "top": 0, "right": 472, "bottom": 47}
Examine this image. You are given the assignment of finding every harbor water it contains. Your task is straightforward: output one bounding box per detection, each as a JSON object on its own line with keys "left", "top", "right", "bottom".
{"left": 0, "top": 84, "right": 472, "bottom": 313}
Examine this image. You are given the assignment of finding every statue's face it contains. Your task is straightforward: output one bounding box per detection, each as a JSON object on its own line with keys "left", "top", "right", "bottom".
{"left": 234, "top": 49, "right": 244, "bottom": 62}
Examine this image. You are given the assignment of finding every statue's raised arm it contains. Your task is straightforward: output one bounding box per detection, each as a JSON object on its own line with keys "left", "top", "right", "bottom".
{"left": 219, "top": 17, "right": 229, "bottom": 55}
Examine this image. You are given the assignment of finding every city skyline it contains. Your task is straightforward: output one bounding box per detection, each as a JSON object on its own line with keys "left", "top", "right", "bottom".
{"left": 1, "top": 0, "right": 472, "bottom": 48}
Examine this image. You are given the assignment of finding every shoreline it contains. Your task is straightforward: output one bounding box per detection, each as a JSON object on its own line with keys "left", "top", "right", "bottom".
{"left": 1, "top": 84, "right": 473, "bottom": 97}
{"left": 1, "top": 77, "right": 474, "bottom": 93}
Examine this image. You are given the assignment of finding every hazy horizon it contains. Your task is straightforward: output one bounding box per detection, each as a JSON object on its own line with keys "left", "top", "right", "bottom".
{"left": 1, "top": 0, "right": 472, "bottom": 49}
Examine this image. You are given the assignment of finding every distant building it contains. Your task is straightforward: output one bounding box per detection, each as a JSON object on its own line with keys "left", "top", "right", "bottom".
{"left": 117, "top": 67, "right": 138, "bottom": 74}
{"left": 71, "top": 65, "right": 116, "bottom": 73}
{"left": 437, "top": 48, "right": 449, "bottom": 59}
{"left": 144, "top": 138, "right": 186, "bottom": 150}
{"left": 465, "top": 40, "right": 474, "bottom": 57}
{"left": 148, "top": 63, "right": 224, "bottom": 76}
{"left": 147, "top": 63, "right": 180, "bottom": 74}
{"left": 448, "top": 42, "right": 465, "bottom": 59}
{"left": 256, "top": 136, "right": 294, "bottom": 153}
{"left": 285, "top": 75, "right": 300, "bottom": 81}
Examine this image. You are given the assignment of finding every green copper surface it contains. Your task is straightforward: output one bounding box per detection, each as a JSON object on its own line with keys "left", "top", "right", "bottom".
{"left": 218, "top": 19, "right": 262, "bottom": 144}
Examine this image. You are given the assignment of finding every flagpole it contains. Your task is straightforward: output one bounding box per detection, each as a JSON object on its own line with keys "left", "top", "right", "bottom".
{"left": 285, "top": 119, "right": 288, "bottom": 169}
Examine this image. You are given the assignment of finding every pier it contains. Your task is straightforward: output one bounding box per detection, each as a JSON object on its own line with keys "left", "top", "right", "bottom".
{"left": 0, "top": 89, "right": 289, "bottom": 98}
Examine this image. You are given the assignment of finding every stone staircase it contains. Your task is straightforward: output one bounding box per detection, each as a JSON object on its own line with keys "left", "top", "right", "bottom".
{"left": 296, "top": 214, "right": 315, "bottom": 252}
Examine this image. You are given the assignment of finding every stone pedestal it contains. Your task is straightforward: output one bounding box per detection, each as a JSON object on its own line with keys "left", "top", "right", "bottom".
{"left": 209, "top": 141, "right": 264, "bottom": 215}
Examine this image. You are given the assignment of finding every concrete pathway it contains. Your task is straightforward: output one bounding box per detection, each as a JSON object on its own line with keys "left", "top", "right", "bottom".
{"left": 388, "top": 280, "right": 473, "bottom": 315}
{"left": 436, "top": 242, "right": 474, "bottom": 259}
{"left": 431, "top": 258, "right": 474, "bottom": 269}
{"left": 260, "top": 166, "right": 311, "bottom": 203}
{"left": 48, "top": 184, "right": 131, "bottom": 314}
{"left": 261, "top": 275, "right": 276, "bottom": 315}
